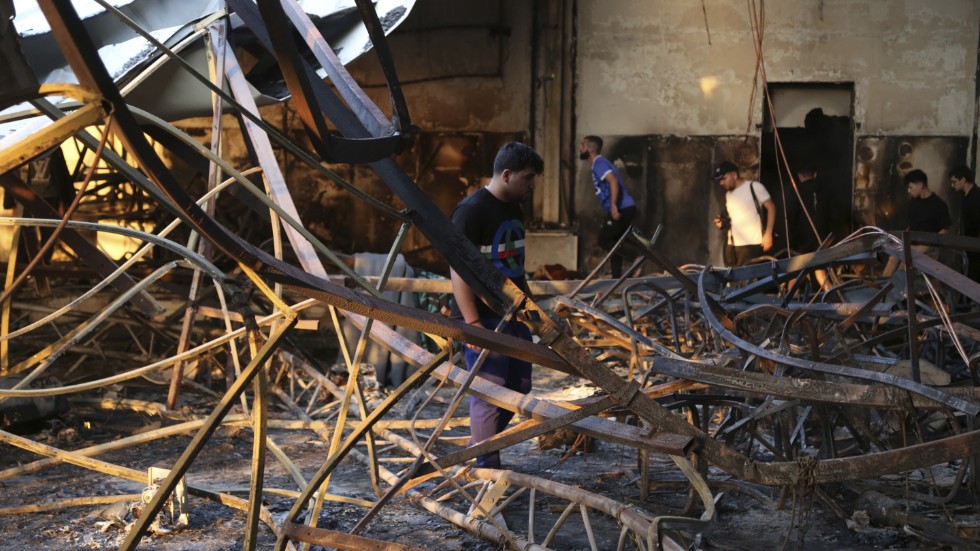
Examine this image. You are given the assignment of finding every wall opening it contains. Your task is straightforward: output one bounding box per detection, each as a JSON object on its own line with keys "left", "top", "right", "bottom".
{"left": 761, "top": 83, "right": 855, "bottom": 253}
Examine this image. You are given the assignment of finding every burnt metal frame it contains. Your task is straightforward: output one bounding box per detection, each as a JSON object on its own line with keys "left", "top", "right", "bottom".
{"left": 4, "top": 2, "right": 980, "bottom": 550}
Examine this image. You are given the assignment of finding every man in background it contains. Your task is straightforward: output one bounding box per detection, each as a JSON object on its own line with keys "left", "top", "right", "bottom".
{"left": 786, "top": 161, "right": 831, "bottom": 290}
{"left": 579, "top": 135, "right": 638, "bottom": 278}
{"left": 950, "top": 165, "right": 980, "bottom": 282}
{"left": 713, "top": 161, "right": 776, "bottom": 267}
{"left": 883, "top": 169, "right": 950, "bottom": 278}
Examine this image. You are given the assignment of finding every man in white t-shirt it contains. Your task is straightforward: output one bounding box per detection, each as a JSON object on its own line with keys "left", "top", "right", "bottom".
{"left": 713, "top": 161, "right": 776, "bottom": 267}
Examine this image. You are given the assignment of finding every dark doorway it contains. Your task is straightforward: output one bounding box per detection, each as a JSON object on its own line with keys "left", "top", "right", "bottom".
{"left": 760, "top": 83, "right": 855, "bottom": 254}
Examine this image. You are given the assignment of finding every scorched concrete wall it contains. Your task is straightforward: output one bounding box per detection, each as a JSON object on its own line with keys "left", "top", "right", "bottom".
{"left": 576, "top": 0, "right": 979, "bottom": 136}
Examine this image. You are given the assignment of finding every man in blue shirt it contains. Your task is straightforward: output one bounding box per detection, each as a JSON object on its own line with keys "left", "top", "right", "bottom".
{"left": 578, "top": 135, "right": 638, "bottom": 277}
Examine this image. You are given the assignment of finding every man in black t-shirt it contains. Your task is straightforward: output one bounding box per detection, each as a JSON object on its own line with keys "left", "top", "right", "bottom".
{"left": 906, "top": 169, "right": 950, "bottom": 234}
{"left": 883, "top": 169, "right": 950, "bottom": 277}
{"left": 786, "top": 162, "right": 832, "bottom": 290}
{"left": 450, "top": 142, "right": 543, "bottom": 469}
{"left": 951, "top": 165, "right": 980, "bottom": 281}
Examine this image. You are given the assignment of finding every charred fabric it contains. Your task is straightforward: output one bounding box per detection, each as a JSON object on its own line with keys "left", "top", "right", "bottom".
{"left": 1, "top": 1, "right": 980, "bottom": 550}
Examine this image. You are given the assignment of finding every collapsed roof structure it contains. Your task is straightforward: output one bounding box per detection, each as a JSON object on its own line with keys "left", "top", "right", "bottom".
{"left": 1, "top": 1, "right": 979, "bottom": 550}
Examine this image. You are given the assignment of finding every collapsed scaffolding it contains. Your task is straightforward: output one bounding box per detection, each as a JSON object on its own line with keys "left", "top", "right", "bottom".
{"left": 1, "top": 1, "right": 980, "bottom": 549}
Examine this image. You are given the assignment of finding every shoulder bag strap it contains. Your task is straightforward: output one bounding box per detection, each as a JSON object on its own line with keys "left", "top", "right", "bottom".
{"left": 749, "top": 182, "right": 766, "bottom": 230}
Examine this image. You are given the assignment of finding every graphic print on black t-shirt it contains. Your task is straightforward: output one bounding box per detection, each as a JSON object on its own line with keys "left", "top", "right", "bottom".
{"left": 486, "top": 218, "right": 525, "bottom": 279}
{"left": 452, "top": 188, "right": 527, "bottom": 284}
{"left": 450, "top": 187, "right": 529, "bottom": 321}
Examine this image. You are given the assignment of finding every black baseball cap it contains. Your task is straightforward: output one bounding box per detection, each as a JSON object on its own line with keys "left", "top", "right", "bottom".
{"left": 713, "top": 161, "right": 738, "bottom": 180}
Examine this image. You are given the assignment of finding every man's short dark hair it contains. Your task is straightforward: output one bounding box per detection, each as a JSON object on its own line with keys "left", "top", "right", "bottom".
{"left": 950, "top": 165, "right": 975, "bottom": 184}
{"left": 795, "top": 156, "right": 819, "bottom": 176}
{"left": 795, "top": 165, "right": 818, "bottom": 178}
{"left": 904, "top": 169, "right": 928, "bottom": 187}
{"left": 583, "top": 135, "right": 603, "bottom": 154}
{"left": 493, "top": 142, "right": 544, "bottom": 175}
